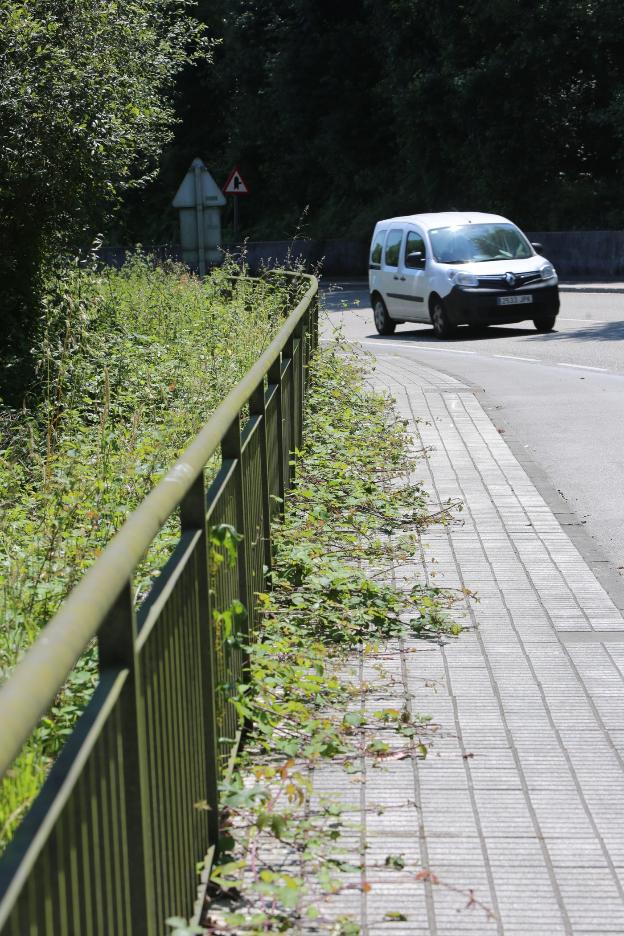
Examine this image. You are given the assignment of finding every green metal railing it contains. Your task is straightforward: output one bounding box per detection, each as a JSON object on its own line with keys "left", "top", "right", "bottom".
{"left": 0, "top": 272, "right": 319, "bottom": 935}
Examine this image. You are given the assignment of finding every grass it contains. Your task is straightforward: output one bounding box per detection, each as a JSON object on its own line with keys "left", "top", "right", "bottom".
{"left": 0, "top": 256, "right": 298, "bottom": 849}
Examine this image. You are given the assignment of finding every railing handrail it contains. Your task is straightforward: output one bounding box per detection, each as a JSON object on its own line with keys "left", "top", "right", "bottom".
{"left": 0, "top": 271, "right": 318, "bottom": 781}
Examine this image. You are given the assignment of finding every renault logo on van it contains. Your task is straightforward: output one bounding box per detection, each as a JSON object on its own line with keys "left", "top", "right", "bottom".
{"left": 504, "top": 272, "right": 517, "bottom": 287}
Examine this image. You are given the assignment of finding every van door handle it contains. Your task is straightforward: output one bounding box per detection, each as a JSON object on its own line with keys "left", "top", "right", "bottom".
{"left": 393, "top": 275, "right": 406, "bottom": 281}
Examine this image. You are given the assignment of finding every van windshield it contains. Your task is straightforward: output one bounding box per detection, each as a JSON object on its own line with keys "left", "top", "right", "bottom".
{"left": 429, "top": 223, "right": 533, "bottom": 263}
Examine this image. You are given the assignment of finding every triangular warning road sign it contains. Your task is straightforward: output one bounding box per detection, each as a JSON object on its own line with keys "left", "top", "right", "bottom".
{"left": 223, "top": 167, "right": 249, "bottom": 195}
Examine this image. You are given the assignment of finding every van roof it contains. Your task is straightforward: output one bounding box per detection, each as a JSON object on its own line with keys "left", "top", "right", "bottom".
{"left": 374, "top": 211, "right": 510, "bottom": 231}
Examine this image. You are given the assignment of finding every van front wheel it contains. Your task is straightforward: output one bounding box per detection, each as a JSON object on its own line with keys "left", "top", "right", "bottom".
{"left": 431, "top": 299, "right": 456, "bottom": 339}
{"left": 373, "top": 298, "right": 396, "bottom": 335}
{"left": 533, "top": 313, "right": 556, "bottom": 333}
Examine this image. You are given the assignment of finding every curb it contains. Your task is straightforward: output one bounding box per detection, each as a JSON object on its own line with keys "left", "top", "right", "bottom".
{"left": 559, "top": 284, "right": 624, "bottom": 293}
{"left": 412, "top": 361, "right": 624, "bottom": 615}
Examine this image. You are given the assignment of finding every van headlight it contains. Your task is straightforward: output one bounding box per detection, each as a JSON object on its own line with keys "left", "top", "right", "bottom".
{"left": 540, "top": 263, "right": 556, "bottom": 280}
{"left": 449, "top": 270, "right": 479, "bottom": 287}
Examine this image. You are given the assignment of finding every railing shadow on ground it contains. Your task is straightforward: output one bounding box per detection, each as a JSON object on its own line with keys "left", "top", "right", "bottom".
{"left": 0, "top": 272, "right": 318, "bottom": 936}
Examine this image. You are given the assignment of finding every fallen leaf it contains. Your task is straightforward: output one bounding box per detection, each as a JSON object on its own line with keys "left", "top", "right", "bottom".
{"left": 375, "top": 749, "right": 410, "bottom": 762}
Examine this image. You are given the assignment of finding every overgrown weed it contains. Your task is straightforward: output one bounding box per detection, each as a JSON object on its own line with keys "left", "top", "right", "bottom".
{"left": 201, "top": 340, "right": 461, "bottom": 933}
{"left": 0, "top": 256, "right": 294, "bottom": 848}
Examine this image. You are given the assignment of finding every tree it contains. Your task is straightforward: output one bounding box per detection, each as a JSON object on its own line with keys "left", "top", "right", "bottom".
{"left": 155, "top": 0, "right": 624, "bottom": 244}
{"left": 0, "top": 0, "right": 208, "bottom": 398}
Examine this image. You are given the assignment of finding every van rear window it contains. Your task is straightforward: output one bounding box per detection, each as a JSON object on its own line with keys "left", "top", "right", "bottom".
{"left": 370, "top": 233, "right": 385, "bottom": 265}
{"left": 384, "top": 229, "right": 403, "bottom": 267}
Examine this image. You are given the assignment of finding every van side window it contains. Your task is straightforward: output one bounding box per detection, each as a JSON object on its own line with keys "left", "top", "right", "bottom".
{"left": 405, "top": 231, "right": 426, "bottom": 267}
{"left": 384, "top": 229, "right": 403, "bottom": 267}
{"left": 370, "top": 233, "right": 385, "bottom": 266}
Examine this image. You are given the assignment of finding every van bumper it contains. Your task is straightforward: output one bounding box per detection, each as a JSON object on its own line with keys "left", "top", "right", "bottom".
{"left": 445, "top": 284, "right": 560, "bottom": 326}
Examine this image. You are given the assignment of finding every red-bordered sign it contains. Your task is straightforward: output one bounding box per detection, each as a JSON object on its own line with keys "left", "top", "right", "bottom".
{"left": 223, "top": 167, "right": 249, "bottom": 195}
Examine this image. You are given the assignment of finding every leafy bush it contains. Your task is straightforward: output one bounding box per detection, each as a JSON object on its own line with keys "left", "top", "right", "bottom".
{"left": 0, "top": 258, "right": 292, "bottom": 848}
{"left": 0, "top": 0, "right": 209, "bottom": 392}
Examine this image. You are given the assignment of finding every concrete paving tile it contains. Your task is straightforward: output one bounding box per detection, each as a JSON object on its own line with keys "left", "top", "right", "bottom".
{"left": 309, "top": 363, "right": 624, "bottom": 934}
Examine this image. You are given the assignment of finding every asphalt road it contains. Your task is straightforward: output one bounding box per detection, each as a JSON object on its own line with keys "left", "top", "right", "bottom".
{"left": 321, "top": 284, "right": 624, "bottom": 582}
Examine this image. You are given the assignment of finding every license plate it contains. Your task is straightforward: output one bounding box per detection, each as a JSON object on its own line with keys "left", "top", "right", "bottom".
{"left": 497, "top": 294, "right": 533, "bottom": 306}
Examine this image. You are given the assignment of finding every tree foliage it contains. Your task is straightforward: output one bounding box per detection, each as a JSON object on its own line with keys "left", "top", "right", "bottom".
{"left": 0, "top": 0, "right": 208, "bottom": 394}
{"left": 156, "top": 0, "right": 624, "bottom": 242}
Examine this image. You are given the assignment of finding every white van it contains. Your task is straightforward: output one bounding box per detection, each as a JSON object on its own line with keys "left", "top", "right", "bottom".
{"left": 368, "top": 211, "right": 559, "bottom": 339}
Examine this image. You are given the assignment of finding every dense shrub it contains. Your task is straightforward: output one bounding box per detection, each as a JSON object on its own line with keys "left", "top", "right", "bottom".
{"left": 0, "top": 0, "right": 208, "bottom": 394}
{"left": 0, "top": 258, "right": 292, "bottom": 847}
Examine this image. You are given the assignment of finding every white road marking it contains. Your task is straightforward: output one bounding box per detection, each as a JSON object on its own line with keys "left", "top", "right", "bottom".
{"left": 558, "top": 362, "right": 607, "bottom": 372}
{"left": 330, "top": 337, "right": 616, "bottom": 376}
{"left": 558, "top": 317, "right": 606, "bottom": 324}
{"left": 494, "top": 354, "right": 539, "bottom": 362}
{"left": 356, "top": 340, "right": 476, "bottom": 355}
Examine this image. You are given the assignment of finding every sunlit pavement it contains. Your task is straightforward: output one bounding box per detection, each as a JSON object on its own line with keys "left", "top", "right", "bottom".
{"left": 309, "top": 347, "right": 624, "bottom": 934}
{"left": 319, "top": 283, "right": 624, "bottom": 592}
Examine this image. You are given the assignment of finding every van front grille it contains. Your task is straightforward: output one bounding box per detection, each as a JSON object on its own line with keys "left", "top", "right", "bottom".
{"left": 477, "top": 271, "right": 542, "bottom": 290}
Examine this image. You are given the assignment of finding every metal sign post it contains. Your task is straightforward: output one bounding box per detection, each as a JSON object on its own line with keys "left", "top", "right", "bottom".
{"left": 193, "top": 161, "right": 206, "bottom": 275}
{"left": 173, "top": 158, "right": 226, "bottom": 273}
{"left": 223, "top": 167, "right": 250, "bottom": 241}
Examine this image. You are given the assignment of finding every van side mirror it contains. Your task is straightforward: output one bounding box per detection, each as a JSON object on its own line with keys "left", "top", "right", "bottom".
{"left": 531, "top": 242, "right": 544, "bottom": 255}
{"left": 406, "top": 251, "right": 425, "bottom": 268}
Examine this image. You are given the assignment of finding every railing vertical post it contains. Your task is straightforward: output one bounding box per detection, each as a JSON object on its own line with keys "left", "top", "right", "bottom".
{"left": 302, "top": 307, "right": 311, "bottom": 399}
{"left": 250, "top": 380, "right": 272, "bottom": 575}
{"left": 221, "top": 413, "right": 251, "bottom": 650}
{"left": 283, "top": 335, "right": 296, "bottom": 485}
{"left": 309, "top": 289, "right": 318, "bottom": 351}
{"left": 268, "top": 355, "right": 285, "bottom": 512}
{"left": 180, "top": 474, "right": 220, "bottom": 847}
{"left": 98, "top": 582, "right": 155, "bottom": 936}
{"left": 294, "top": 318, "right": 305, "bottom": 450}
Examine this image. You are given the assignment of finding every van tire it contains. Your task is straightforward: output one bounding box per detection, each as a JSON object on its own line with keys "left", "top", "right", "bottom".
{"left": 373, "top": 298, "right": 396, "bottom": 335}
{"left": 533, "top": 314, "right": 556, "bottom": 333}
{"left": 431, "top": 298, "right": 456, "bottom": 339}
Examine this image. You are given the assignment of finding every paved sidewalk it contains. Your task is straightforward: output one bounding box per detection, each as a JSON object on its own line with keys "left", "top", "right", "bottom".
{"left": 315, "top": 351, "right": 624, "bottom": 935}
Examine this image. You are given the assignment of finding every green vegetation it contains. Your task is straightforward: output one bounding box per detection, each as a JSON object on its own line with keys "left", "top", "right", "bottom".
{"left": 0, "top": 0, "right": 209, "bottom": 397}
{"left": 5, "top": 1, "right": 624, "bottom": 391}
{"left": 202, "top": 341, "right": 459, "bottom": 933}
{"left": 5, "top": 1, "right": 624, "bottom": 385}
{"left": 133, "top": 0, "right": 624, "bottom": 244}
{"left": 0, "top": 259, "right": 293, "bottom": 849}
